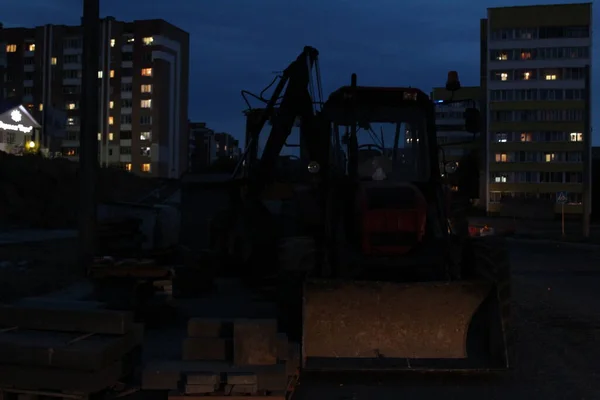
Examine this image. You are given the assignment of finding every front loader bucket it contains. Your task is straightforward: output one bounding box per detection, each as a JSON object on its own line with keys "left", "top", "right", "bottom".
{"left": 302, "top": 279, "right": 509, "bottom": 371}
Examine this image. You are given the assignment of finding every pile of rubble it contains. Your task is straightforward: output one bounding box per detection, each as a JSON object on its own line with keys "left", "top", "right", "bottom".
{"left": 0, "top": 153, "right": 163, "bottom": 229}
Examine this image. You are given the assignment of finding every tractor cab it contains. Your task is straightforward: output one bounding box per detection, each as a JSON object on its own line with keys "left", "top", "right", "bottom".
{"left": 323, "top": 85, "right": 437, "bottom": 257}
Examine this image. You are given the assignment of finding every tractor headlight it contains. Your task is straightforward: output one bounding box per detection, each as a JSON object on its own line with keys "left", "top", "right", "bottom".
{"left": 307, "top": 161, "right": 320, "bottom": 174}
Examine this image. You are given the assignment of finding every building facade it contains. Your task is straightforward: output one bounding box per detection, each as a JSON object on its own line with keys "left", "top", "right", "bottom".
{"left": 214, "top": 132, "right": 240, "bottom": 159}
{"left": 188, "top": 121, "right": 217, "bottom": 172}
{"left": 2, "top": 18, "right": 189, "bottom": 178}
{"left": 482, "top": 3, "right": 592, "bottom": 215}
{"left": 432, "top": 86, "right": 481, "bottom": 165}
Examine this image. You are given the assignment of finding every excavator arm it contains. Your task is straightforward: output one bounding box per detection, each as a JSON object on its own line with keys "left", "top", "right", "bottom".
{"left": 245, "top": 46, "right": 321, "bottom": 196}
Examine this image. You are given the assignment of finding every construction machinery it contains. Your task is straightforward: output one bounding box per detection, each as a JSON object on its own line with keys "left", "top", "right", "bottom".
{"left": 210, "top": 46, "right": 512, "bottom": 372}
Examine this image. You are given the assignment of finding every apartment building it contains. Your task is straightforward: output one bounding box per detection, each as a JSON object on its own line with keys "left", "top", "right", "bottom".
{"left": 482, "top": 3, "right": 592, "bottom": 215}
{"left": 214, "top": 132, "right": 240, "bottom": 159}
{"left": 189, "top": 121, "right": 217, "bottom": 172}
{"left": 432, "top": 86, "right": 481, "bottom": 166}
{"left": 2, "top": 18, "right": 189, "bottom": 178}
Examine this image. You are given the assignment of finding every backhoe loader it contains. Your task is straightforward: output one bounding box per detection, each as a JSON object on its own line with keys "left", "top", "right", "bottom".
{"left": 211, "top": 46, "right": 513, "bottom": 372}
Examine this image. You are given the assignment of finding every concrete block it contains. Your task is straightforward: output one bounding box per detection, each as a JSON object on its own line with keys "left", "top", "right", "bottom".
{"left": 182, "top": 337, "right": 231, "bottom": 361}
{"left": 184, "top": 384, "right": 217, "bottom": 394}
{"left": 187, "top": 318, "right": 232, "bottom": 338}
{"left": 185, "top": 372, "right": 219, "bottom": 385}
{"left": 226, "top": 372, "right": 257, "bottom": 385}
{"left": 224, "top": 383, "right": 258, "bottom": 394}
{"left": 233, "top": 319, "right": 277, "bottom": 366}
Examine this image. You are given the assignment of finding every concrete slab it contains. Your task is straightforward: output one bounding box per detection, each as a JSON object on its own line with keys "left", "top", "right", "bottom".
{"left": 0, "top": 304, "right": 134, "bottom": 334}
{"left": 0, "top": 324, "right": 143, "bottom": 371}
{"left": 0, "top": 359, "right": 123, "bottom": 393}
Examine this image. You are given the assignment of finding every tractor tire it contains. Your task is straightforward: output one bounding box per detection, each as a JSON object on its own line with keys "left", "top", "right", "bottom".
{"left": 469, "top": 235, "right": 515, "bottom": 369}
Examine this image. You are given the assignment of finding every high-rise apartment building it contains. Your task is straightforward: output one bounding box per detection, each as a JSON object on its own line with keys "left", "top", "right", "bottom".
{"left": 481, "top": 3, "right": 592, "bottom": 215}
{"left": 2, "top": 18, "right": 189, "bottom": 178}
{"left": 432, "top": 86, "right": 483, "bottom": 200}
{"left": 432, "top": 86, "right": 481, "bottom": 165}
{"left": 188, "top": 121, "right": 217, "bottom": 172}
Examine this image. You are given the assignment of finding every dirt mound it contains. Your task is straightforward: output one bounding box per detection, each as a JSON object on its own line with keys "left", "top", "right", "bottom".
{"left": 0, "top": 153, "right": 164, "bottom": 229}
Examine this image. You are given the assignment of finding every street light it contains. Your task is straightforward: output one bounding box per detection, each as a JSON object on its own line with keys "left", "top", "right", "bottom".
{"left": 28, "top": 141, "right": 35, "bottom": 149}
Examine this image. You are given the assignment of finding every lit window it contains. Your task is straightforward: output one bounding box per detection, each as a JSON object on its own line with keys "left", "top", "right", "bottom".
{"left": 39, "top": 103, "right": 43, "bottom": 111}
{"left": 142, "top": 163, "right": 151, "bottom": 172}
{"left": 141, "top": 84, "right": 152, "bottom": 93}
{"left": 110, "top": 39, "right": 115, "bottom": 47}
{"left": 140, "top": 131, "right": 151, "bottom": 140}
{"left": 496, "top": 133, "right": 507, "bottom": 142}
{"left": 520, "top": 133, "right": 532, "bottom": 142}
{"left": 108, "top": 116, "right": 114, "bottom": 125}
{"left": 500, "top": 73, "right": 508, "bottom": 81}
{"left": 109, "top": 101, "right": 114, "bottom": 109}
{"left": 109, "top": 133, "right": 114, "bottom": 141}
{"left": 110, "top": 70, "right": 115, "bottom": 78}
{"left": 28, "top": 44, "right": 35, "bottom": 52}
{"left": 67, "top": 103, "right": 76, "bottom": 110}
{"left": 545, "top": 153, "right": 555, "bottom": 162}
{"left": 570, "top": 132, "right": 583, "bottom": 142}
{"left": 520, "top": 52, "right": 532, "bottom": 60}
{"left": 142, "top": 37, "right": 154, "bottom": 45}
{"left": 495, "top": 153, "right": 508, "bottom": 162}
{"left": 127, "top": 37, "right": 135, "bottom": 43}
{"left": 97, "top": 133, "right": 102, "bottom": 140}
{"left": 545, "top": 75, "right": 556, "bottom": 80}
{"left": 141, "top": 147, "right": 151, "bottom": 156}
{"left": 523, "top": 72, "right": 530, "bottom": 80}
{"left": 67, "top": 117, "right": 75, "bottom": 126}
{"left": 6, "top": 44, "right": 17, "bottom": 53}
{"left": 497, "top": 53, "right": 507, "bottom": 61}
{"left": 98, "top": 71, "right": 103, "bottom": 78}
{"left": 125, "top": 163, "right": 132, "bottom": 171}
{"left": 141, "top": 99, "right": 152, "bottom": 108}
{"left": 51, "top": 57, "right": 57, "bottom": 65}
{"left": 141, "top": 68, "right": 152, "bottom": 77}
{"left": 494, "top": 175, "right": 507, "bottom": 183}
{"left": 224, "top": 145, "right": 228, "bottom": 151}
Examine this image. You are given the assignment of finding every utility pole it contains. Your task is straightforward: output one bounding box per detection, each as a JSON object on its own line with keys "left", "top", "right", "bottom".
{"left": 582, "top": 64, "right": 591, "bottom": 238}
{"left": 78, "top": 0, "right": 100, "bottom": 269}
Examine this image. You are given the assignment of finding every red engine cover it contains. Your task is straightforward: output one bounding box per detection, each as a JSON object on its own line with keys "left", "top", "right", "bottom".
{"left": 359, "top": 182, "right": 427, "bottom": 255}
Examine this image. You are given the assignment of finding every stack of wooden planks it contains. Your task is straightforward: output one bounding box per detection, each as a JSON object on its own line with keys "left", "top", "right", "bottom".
{"left": 142, "top": 317, "right": 300, "bottom": 399}
{"left": 0, "top": 299, "right": 143, "bottom": 396}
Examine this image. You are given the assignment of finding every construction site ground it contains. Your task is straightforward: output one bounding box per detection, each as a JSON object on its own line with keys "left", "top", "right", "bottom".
{"left": 2, "top": 239, "right": 600, "bottom": 399}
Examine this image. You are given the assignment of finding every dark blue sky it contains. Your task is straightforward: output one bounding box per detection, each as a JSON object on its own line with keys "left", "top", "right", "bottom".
{"left": 4, "top": 0, "right": 599, "bottom": 144}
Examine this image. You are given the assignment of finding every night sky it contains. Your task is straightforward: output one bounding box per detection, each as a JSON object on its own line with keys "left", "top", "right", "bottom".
{"left": 4, "top": 0, "right": 599, "bottom": 144}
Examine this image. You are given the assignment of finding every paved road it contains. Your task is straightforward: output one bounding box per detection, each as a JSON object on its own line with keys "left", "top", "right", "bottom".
{"left": 293, "top": 241, "right": 600, "bottom": 400}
